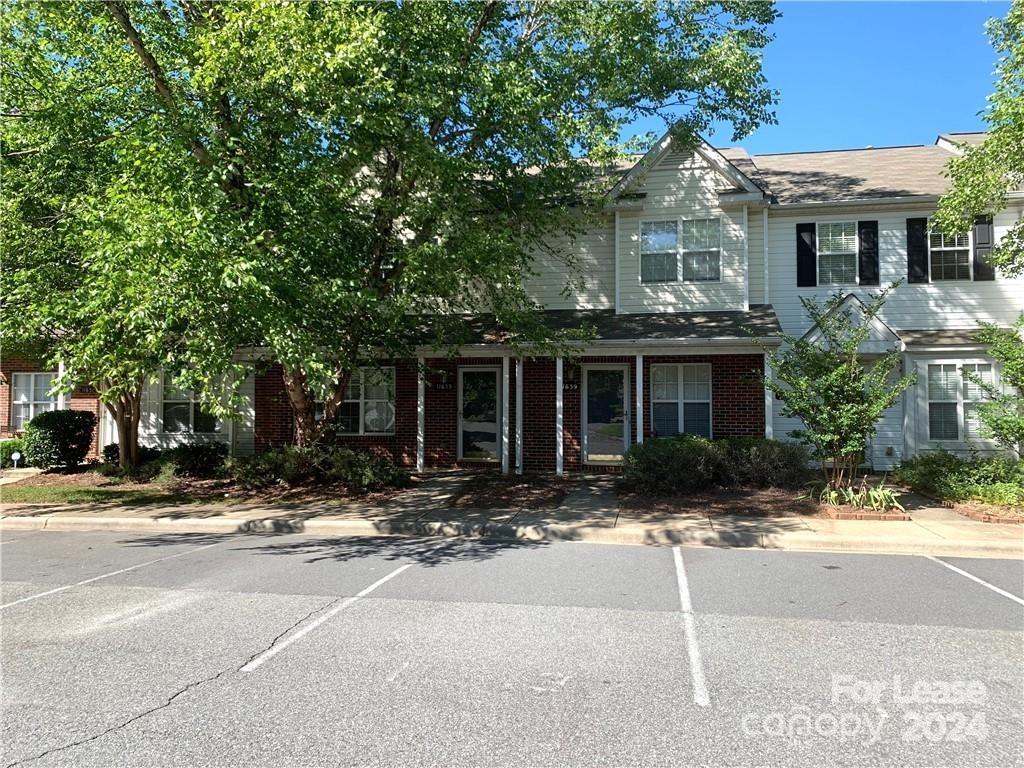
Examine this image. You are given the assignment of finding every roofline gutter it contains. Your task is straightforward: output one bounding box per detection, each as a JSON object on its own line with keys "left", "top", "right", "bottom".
{"left": 768, "top": 195, "right": 940, "bottom": 211}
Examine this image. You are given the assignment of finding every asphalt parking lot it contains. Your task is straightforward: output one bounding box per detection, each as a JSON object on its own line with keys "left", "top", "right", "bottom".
{"left": 1, "top": 530, "right": 1022, "bottom": 767}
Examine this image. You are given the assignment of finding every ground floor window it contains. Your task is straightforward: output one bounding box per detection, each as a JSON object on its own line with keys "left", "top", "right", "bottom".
{"left": 927, "top": 362, "right": 993, "bottom": 441}
{"left": 651, "top": 364, "right": 712, "bottom": 438}
{"left": 10, "top": 372, "right": 57, "bottom": 430}
{"left": 162, "top": 373, "right": 221, "bottom": 434}
{"left": 316, "top": 367, "right": 396, "bottom": 435}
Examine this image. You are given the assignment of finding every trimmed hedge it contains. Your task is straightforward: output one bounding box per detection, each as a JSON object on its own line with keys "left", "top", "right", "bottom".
{"left": 165, "top": 442, "right": 228, "bottom": 478}
{"left": 894, "top": 451, "right": 1024, "bottom": 508}
{"left": 229, "top": 446, "right": 409, "bottom": 493}
{"left": 0, "top": 438, "right": 27, "bottom": 468}
{"left": 23, "top": 410, "right": 96, "bottom": 470}
{"left": 622, "top": 435, "right": 809, "bottom": 495}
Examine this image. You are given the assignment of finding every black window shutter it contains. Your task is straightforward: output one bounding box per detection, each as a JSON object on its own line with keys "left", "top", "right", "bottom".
{"left": 906, "top": 218, "right": 929, "bottom": 283}
{"left": 973, "top": 215, "right": 996, "bottom": 281}
{"left": 796, "top": 223, "right": 817, "bottom": 287}
{"left": 858, "top": 220, "right": 879, "bottom": 286}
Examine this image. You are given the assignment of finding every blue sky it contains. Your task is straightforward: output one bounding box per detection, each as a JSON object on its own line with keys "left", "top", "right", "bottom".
{"left": 627, "top": 1, "right": 1009, "bottom": 154}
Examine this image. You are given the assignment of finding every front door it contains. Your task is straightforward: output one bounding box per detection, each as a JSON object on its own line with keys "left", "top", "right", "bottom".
{"left": 458, "top": 367, "right": 501, "bottom": 462}
{"left": 583, "top": 366, "right": 629, "bottom": 464}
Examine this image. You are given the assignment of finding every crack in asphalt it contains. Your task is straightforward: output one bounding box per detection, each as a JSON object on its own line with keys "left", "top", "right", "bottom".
{"left": 5, "top": 598, "right": 338, "bottom": 767}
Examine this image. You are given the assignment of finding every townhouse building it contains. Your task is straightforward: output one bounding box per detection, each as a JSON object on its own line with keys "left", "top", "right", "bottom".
{"left": 3, "top": 131, "right": 1022, "bottom": 473}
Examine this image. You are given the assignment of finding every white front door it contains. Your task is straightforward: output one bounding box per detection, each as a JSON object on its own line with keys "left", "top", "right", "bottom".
{"left": 582, "top": 366, "right": 630, "bottom": 463}
{"left": 458, "top": 367, "right": 502, "bottom": 462}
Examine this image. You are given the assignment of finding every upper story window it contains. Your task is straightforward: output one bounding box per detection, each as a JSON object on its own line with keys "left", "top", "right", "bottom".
{"left": 10, "top": 372, "right": 57, "bottom": 431}
{"left": 929, "top": 229, "right": 970, "bottom": 281}
{"left": 315, "top": 367, "right": 396, "bottom": 435}
{"left": 640, "top": 221, "right": 678, "bottom": 283}
{"left": 680, "top": 218, "right": 721, "bottom": 281}
{"left": 641, "top": 218, "right": 721, "bottom": 284}
{"left": 162, "top": 373, "right": 220, "bottom": 434}
{"left": 817, "top": 222, "right": 857, "bottom": 285}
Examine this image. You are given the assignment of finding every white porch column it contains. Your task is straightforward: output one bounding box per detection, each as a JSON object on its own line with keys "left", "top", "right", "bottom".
{"left": 515, "top": 358, "right": 524, "bottom": 475}
{"left": 555, "top": 356, "right": 564, "bottom": 476}
{"left": 763, "top": 353, "right": 774, "bottom": 439}
{"left": 635, "top": 354, "right": 644, "bottom": 445}
{"left": 56, "top": 359, "right": 67, "bottom": 410}
{"left": 501, "top": 355, "right": 510, "bottom": 474}
{"left": 416, "top": 357, "right": 426, "bottom": 472}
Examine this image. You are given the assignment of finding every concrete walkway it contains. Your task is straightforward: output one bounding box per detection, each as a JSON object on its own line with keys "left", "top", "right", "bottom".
{"left": 1, "top": 473, "right": 1020, "bottom": 558}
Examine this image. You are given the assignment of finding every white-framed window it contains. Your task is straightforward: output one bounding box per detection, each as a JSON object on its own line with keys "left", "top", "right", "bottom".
{"left": 316, "top": 367, "right": 396, "bottom": 435}
{"left": 817, "top": 221, "right": 857, "bottom": 285}
{"left": 962, "top": 363, "right": 994, "bottom": 439}
{"left": 680, "top": 218, "right": 721, "bottom": 281}
{"left": 927, "top": 362, "right": 994, "bottom": 441}
{"left": 10, "top": 372, "right": 57, "bottom": 431}
{"left": 162, "top": 373, "right": 220, "bottom": 434}
{"left": 928, "top": 227, "right": 971, "bottom": 281}
{"left": 640, "top": 220, "right": 678, "bottom": 283}
{"left": 651, "top": 364, "right": 712, "bottom": 438}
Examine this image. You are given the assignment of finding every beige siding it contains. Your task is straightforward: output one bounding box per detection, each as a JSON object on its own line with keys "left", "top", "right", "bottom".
{"left": 746, "top": 208, "right": 765, "bottom": 305}
{"left": 523, "top": 215, "right": 615, "bottom": 310}
{"left": 617, "top": 150, "right": 747, "bottom": 314}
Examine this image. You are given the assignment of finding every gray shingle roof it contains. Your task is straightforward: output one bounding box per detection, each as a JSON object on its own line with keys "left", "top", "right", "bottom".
{"left": 421, "top": 305, "right": 782, "bottom": 346}
{"left": 746, "top": 144, "right": 957, "bottom": 205}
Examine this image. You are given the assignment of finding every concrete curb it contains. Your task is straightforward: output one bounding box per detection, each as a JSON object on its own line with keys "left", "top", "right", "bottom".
{"left": 2, "top": 514, "right": 1021, "bottom": 558}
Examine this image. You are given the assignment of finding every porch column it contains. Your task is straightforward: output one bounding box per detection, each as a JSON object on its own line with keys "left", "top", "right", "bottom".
{"left": 555, "top": 356, "right": 564, "bottom": 476}
{"left": 515, "top": 358, "right": 524, "bottom": 475}
{"left": 56, "top": 359, "right": 67, "bottom": 410}
{"left": 501, "top": 355, "right": 510, "bottom": 474}
{"left": 635, "top": 353, "right": 644, "bottom": 445}
{"left": 416, "top": 357, "right": 425, "bottom": 472}
{"left": 763, "top": 353, "right": 774, "bottom": 439}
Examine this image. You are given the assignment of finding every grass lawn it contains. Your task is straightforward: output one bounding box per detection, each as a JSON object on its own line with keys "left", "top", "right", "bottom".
{"left": 0, "top": 484, "right": 197, "bottom": 506}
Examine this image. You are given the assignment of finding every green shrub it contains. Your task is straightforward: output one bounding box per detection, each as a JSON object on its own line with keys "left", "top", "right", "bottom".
{"left": 229, "top": 445, "right": 409, "bottom": 493}
{"left": 165, "top": 442, "right": 229, "bottom": 478}
{"left": 22, "top": 409, "right": 96, "bottom": 470}
{"left": 894, "top": 451, "right": 1024, "bottom": 508}
{"left": 102, "top": 442, "right": 163, "bottom": 466}
{"left": 0, "top": 438, "right": 27, "bottom": 468}
{"left": 622, "top": 435, "right": 809, "bottom": 495}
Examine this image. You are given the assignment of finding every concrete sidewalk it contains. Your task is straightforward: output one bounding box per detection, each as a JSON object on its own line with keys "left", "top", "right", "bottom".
{"left": 2, "top": 494, "right": 1021, "bottom": 558}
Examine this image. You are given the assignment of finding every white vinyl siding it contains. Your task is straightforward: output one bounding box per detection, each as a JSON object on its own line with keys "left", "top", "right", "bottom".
{"left": 651, "top": 364, "right": 712, "bottom": 438}
{"left": 617, "top": 150, "right": 746, "bottom": 313}
{"left": 523, "top": 216, "right": 615, "bottom": 309}
{"left": 928, "top": 228, "right": 970, "bottom": 281}
{"left": 316, "top": 367, "right": 396, "bottom": 436}
{"left": 817, "top": 221, "right": 857, "bottom": 285}
{"left": 10, "top": 372, "right": 57, "bottom": 430}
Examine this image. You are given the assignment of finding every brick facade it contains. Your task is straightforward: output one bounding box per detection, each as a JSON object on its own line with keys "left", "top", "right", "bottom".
{"left": 253, "top": 352, "right": 765, "bottom": 473}
{"left": 0, "top": 353, "right": 103, "bottom": 457}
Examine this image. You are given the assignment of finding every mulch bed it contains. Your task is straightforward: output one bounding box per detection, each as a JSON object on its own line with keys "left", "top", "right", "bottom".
{"left": 447, "top": 473, "right": 572, "bottom": 511}
{"left": 618, "top": 487, "right": 822, "bottom": 518}
{"left": 943, "top": 500, "right": 1023, "bottom": 525}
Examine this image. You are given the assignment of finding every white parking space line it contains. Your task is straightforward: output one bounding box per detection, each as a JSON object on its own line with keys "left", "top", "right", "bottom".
{"left": 0, "top": 542, "right": 224, "bottom": 610}
{"left": 672, "top": 546, "right": 710, "bottom": 707}
{"left": 924, "top": 555, "right": 1024, "bottom": 607}
{"left": 241, "top": 562, "right": 413, "bottom": 673}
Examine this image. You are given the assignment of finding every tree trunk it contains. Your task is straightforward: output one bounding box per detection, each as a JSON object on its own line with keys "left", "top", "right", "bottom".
{"left": 105, "top": 390, "right": 142, "bottom": 470}
{"left": 282, "top": 366, "right": 317, "bottom": 448}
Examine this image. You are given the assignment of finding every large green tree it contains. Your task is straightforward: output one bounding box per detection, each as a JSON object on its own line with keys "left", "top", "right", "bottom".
{"left": 935, "top": 0, "right": 1023, "bottom": 275}
{"left": 2, "top": 0, "right": 779, "bottom": 448}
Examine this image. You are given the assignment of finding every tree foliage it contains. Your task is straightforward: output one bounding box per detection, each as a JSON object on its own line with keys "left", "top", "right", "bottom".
{"left": 969, "top": 316, "right": 1024, "bottom": 455}
{"left": 760, "top": 287, "right": 915, "bottom": 488}
{"left": 2, "top": 0, "right": 779, "bottom": 448}
{"left": 935, "top": 0, "right": 1023, "bottom": 276}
